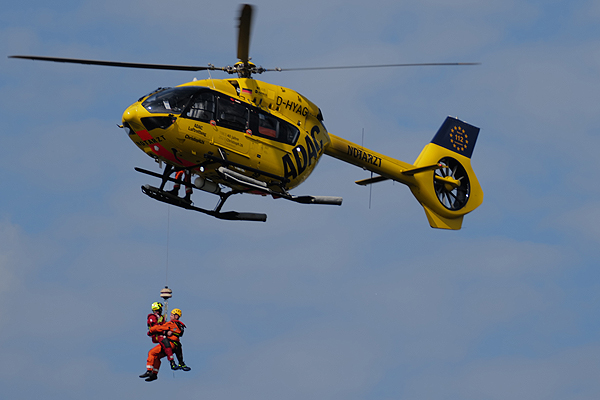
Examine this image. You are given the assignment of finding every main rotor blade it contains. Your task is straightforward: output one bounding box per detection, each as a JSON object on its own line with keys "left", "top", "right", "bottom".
{"left": 9, "top": 55, "right": 216, "bottom": 72}
{"left": 10, "top": 55, "right": 480, "bottom": 75}
{"left": 266, "top": 62, "right": 481, "bottom": 72}
{"left": 237, "top": 4, "right": 253, "bottom": 63}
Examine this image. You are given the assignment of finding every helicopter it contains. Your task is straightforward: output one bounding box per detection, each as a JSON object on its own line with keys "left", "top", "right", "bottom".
{"left": 9, "top": 4, "right": 483, "bottom": 230}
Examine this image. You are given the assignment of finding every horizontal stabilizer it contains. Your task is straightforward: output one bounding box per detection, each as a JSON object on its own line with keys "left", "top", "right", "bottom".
{"left": 400, "top": 163, "right": 442, "bottom": 176}
{"left": 355, "top": 162, "right": 443, "bottom": 186}
{"left": 355, "top": 175, "right": 390, "bottom": 186}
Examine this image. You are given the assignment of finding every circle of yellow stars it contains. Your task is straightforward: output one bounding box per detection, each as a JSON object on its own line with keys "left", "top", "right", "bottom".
{"left": 449, "top": 126, "right": 468, "bottom": 153}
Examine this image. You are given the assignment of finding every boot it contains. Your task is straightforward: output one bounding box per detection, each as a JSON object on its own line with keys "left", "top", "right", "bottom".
{"left": 178, "top": 363, "right": 191, "bottom": 371}
{"left": 170, "top": 360, "right": 179, "bottom": 370}
{"left": 145, "top": 372, "right": 158, "bottom": 382}
{"left": 139, "top": 370, "right": 152, "bottom": 378}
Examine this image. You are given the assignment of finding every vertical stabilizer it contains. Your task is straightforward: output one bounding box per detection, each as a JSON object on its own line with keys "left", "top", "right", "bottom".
{"left": 430, "top": 116, "right": 480, "bottom": 159}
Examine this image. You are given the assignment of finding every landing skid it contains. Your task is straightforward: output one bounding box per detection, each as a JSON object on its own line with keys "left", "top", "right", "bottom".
{"left": 141, "top": 185, "right": 267, "bottom": 222}
{"left": 135, "top": 160, "right": 343, "bottom": 222}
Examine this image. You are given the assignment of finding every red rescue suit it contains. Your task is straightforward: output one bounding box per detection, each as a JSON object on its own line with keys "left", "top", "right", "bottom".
{"left": 145, "top": 313, "right": 175, "bottom": 372}
{"left": 147, "top": 313, "right": 164, "bottom": 343}
{"left": 172, "top": 170, "right": 192, "bottom": 198}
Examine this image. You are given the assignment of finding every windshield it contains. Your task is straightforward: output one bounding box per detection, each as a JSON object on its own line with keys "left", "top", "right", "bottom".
{"left": 142, "top": 87, "right": 200, "bottom": 114}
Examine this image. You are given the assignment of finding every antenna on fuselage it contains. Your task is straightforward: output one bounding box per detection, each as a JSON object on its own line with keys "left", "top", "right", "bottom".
{"left": 362, "top": 128, "right": 373, "bottom": 209}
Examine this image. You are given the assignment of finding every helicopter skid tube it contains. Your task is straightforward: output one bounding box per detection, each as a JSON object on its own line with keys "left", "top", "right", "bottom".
{"left": 141, "top": 185, "right": 267, "bottom": 222}
{"left": 288, "top": 195, "right": 343, "bottom": 205}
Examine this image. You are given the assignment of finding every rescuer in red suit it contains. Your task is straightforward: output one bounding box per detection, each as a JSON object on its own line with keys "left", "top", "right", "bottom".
{"left": 168, "top": 170, "right": 192, "bottom": 203}
{"left": 139, "top": 302, "right": 178, "bottom": 381}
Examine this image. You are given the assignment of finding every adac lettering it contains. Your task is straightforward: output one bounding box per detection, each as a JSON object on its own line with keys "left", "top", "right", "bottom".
{"left": 310, "top": 125, "right": 323, "bottom": 153}
{"left": 276, "top": 96, "right": 309, "bottom": 116}
{"left": 187, "top": 123, "right": 207, "bottom": 136}
{"left": 282, "top": 127, "right": 323, "bottom": 180}
{"left": 136, "top": 135, "right": 166, "bottom": 147}
{"left": 347, "top": 145, "right": 382, "bottom": 168}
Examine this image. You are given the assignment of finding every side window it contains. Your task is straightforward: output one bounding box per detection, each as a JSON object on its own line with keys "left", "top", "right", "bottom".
{"left": 184, "top": 91, "right": 215, "bottom": 122}
{"left": 217, "top": 97, "right": 248, "bottom": 132}
{"left": 280, "top": 122, "right": 300, "bottom": 145}
{"left": 258, "top": 113, "right": 278, "bottom": 138}
{"left": 255, "top": 111, "right": 299, "bottom": 145}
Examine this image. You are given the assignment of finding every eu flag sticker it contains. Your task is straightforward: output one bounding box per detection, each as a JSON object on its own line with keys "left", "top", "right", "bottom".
{"left": 431, "top": 117, "right": 480, "bottom": 159}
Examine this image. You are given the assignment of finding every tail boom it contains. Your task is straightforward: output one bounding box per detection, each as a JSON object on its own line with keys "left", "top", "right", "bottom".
{"left": 324, "top": 117, "right": 483, "bottom": 230}
{"left": 324, "top": 133, "right": 420, "bottom": 187}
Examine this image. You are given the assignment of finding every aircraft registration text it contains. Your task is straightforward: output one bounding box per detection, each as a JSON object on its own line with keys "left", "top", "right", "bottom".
{"left": 346, "top": 145, "right": 382, "bottom": 168}
{"left": 276, "top": 96, "right": 309, "bottom": 116}
{"left": 136, "top": 134, "right": 166, "bottom": 148}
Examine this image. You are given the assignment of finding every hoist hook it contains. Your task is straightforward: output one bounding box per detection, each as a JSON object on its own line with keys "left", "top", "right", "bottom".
{"left": 160, "top": 286, "right": 173, "bottom": 319}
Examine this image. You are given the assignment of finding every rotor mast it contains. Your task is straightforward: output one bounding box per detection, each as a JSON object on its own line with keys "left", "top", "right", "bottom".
{"left": 236, "top": 4, "right": 254, "bottom": 78}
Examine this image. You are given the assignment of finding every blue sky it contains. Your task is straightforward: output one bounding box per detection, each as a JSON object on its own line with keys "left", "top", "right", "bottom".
{"left": 2, "top": 0, "right": 600, "bottom": 399}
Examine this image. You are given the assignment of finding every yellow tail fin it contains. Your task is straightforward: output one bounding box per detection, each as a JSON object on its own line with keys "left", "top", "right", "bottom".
{"left": 409, "top": 117, "right": 483, "bottom": 229}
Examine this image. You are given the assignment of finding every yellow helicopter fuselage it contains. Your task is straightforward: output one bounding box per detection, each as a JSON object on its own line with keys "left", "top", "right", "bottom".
{"left": 122, "top": 78, "right": 329, "bottom": 192}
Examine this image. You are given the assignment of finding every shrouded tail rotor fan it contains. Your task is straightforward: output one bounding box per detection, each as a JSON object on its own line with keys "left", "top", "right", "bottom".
{"left": 434, "top": 157, "right": 470, "bottom": 210}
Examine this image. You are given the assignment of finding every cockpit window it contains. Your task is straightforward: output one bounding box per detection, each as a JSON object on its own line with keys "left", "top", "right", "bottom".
{"left": 138, "top": 87, "right": 171, "bottom": 102}
{"left": 184, "top": 91, "right": 216, "bottom": 122}
{"left": 142, "top": 87, "right": 200, "bottom": 114}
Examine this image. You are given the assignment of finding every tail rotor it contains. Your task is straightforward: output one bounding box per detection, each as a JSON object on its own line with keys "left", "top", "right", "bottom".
{"left": 434, "top": 157, "right": 470, "bottom": 211}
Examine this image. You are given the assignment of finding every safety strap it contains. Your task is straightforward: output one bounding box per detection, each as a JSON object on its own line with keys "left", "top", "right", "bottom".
{"left": 173, "top": 321, "right": 185, "bottom": 337}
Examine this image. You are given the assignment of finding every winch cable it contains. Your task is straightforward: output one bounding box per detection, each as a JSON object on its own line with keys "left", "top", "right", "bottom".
{"left": 166, "top": 205, "right": 170, "bottom": 286}
{"left": 160, "top": 205, "right": 173, "bottom": 317}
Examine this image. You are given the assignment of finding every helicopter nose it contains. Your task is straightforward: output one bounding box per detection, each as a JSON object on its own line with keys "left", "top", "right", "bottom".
{"left": 122, "top": 103, "right": 144, "bottom": 133}
{"left": 122, "top": 103, "right": 138, "bottom": 124}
